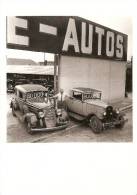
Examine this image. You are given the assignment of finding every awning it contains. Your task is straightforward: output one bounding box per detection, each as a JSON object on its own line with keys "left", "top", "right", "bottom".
{"left": 7, "top": 65, "right": 56, "bottom": 75}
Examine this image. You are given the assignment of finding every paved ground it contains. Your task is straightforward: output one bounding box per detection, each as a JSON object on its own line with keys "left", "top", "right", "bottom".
{"left": 7, "top": 93, "right": 132, "bottom": 143}
{"left": 37, "top": 110, "right": 132, "bottom": 142}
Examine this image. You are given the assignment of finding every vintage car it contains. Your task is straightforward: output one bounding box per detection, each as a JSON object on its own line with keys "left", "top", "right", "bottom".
{"left": 7, "top": 78, "right": 30, "bottom": 93}
{"left": 65, "top": 87, "right": 127, "bottom": 133}
{"left": 10, "top": 84, "right": 69, "bottom": 134}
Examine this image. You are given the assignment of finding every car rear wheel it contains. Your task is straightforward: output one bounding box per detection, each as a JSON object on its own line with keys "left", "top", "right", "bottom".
{"left": 89, "top": 116, "right": 103, "bottom": 134}
{"left": 12, "top": 107, "right": 16, "bottom": 117}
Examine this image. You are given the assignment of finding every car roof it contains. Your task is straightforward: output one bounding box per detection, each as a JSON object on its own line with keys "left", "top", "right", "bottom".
{"left": 15, "top": 84, "right": 48, "bottom": 93}
{"left": 72, "top": 87, "right": 101, "bottom": 93}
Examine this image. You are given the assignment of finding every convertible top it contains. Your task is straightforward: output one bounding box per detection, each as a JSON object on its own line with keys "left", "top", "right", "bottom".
{"left": 15, "top": 84, "right": 48, "bottom": 93}
{"left": 72, "top": 87, "right": 101, "bottom": 93}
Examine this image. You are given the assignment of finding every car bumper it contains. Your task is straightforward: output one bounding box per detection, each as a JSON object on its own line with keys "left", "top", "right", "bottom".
{"left": 103, "top": 118, "right": 128, "bottom": 128}
{"left": 31, "top": 121, "right": 69, "bottom": 132}
{"left": 7, "top": 89, "right": 14, "bottom": 92}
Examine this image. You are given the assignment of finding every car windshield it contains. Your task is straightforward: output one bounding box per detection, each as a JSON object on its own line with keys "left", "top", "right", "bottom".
{"left": 73, "top": 91, "right": 82, "bottom": 100}
{"left": 26, "top": 91, "right": 48, "bottom": 103}
{"left": 83, "top": 92, "right": 101, "bottom": 100}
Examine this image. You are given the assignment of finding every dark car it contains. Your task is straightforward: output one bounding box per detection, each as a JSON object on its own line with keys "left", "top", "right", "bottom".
{"left": 7, "top": 79, "right": 14, "bottom": 92}
{"left": 10, "top": 84, "right": 69, "bottom": 134}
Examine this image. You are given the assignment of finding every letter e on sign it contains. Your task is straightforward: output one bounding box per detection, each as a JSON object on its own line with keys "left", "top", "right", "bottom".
{"left": 7, "top": 17, "right": 29, "bottom": 46}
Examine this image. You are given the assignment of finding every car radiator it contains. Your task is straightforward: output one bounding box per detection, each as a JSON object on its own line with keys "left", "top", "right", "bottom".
{"left": 44, "top": 107, "right": 57, "bottom": 128}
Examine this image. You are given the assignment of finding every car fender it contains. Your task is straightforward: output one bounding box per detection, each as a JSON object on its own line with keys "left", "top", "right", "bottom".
{"left": 87, "top": 112, "right": 104, "bottom": 121}
{"left": 25, "top": 112, "right": 37, "bottom": 125}
{"left": 117, "top": 112, "right": 125, "bottom": 119}
{"left": 23, "top": 104, "right": 29, "bottom": 114}
{"left": 61, "top": 109, "right": 69, "bottom": 120}
{"left": 10, "top": 98, "right": 14, "bottom": 108}
{"left": 10, "top": 98, "right": 18, "bottom": 109}
{"left": 120, "top": 112, "right": 125, "bottom": 116}
{"left": 87, "top": 113, "right": 96, "bottom": 120}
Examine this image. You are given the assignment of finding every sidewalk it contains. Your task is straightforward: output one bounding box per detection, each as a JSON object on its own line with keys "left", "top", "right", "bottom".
{"left": 111, "top": 93, "right": 132, "bottom": 112}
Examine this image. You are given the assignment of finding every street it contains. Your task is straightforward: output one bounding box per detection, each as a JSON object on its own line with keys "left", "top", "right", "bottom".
{"left": 7, "top": 94, "right": 132, "bottom": 143}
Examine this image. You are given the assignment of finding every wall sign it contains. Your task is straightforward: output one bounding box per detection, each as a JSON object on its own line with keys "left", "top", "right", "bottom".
{"left": 7, "top": 16, "right": 128, "bottom": 61}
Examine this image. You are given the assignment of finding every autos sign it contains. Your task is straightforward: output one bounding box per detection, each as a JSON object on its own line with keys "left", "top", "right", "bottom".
{"left": 7, "top": 16, "right": 128, "bottom": 61}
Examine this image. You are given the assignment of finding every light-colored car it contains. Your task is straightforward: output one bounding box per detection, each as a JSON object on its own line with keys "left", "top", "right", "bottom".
{"left": 65, "top": 87, "right": 127, "bottom": 133}
{"left": 10, "top": 84, "right": 69, "bottom": 134}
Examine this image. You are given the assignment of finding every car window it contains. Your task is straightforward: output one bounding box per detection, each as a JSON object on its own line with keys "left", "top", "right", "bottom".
{"left": 83, "top": 92, "right": 101, "bottom": 100}
{"left": 73, "top": 91, "right": 82, "bottom": 101}
{"left": 92, "top": 92, "right": 101, "bottom": 99}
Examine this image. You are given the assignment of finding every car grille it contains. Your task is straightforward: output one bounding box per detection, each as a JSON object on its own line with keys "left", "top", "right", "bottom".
{"left": 44, "top": 107, "right": 57, "bottom": 128}
{"left": 44, "top": 107, "right": 56, "bottom": 120}
{"left": 106, "top": 106, "right": 114, "bottom": 119}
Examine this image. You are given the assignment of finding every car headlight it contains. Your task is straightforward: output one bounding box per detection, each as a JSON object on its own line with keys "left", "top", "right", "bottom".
{"left": 115, "top": 108, "right": 120, "bottom": 114}
{"left": 56, "top": 109, "right": 62, "bottom": 116}
{"left": 38, "top": 111, "right": 45, "bottom": 118}
{"left": 30, "top": 115, "right": 37, "bottom": 124}
{"left": 103, "top": 112, "right": 107, "bottom": 116}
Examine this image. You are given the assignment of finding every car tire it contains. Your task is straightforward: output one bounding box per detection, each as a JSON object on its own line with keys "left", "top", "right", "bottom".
{"left": 115, "top": 115, "right": 125, "bottom": 129}
{"left": 27, "top": 122, "right": 33, "bottom": 134}
{"left": 89, "top": 116, "right": 103, "bottom": 134}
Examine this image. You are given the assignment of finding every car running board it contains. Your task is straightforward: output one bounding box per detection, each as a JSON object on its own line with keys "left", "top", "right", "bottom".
{"left": 68, "top": 111, "right": 85, "bottom": 121}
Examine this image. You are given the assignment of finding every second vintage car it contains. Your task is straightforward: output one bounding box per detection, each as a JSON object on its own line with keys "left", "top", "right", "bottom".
{"left": 65, "top": 87, "right": 127, "bottom": 133}
{"left": 10, "top": 84, "right": 69, "bottom": 134}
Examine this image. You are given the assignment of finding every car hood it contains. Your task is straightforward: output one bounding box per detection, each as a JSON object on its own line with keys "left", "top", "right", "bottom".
{"left": 28, "top": 101, "right": 51, "bottom": 110}
{"left": 84, "top": 99, "right": 108, "bottom": 108}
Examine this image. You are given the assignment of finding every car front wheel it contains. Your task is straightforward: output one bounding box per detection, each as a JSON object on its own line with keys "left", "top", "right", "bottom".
{"left": 89, "top": 116, "right": 103, "bottom": 134}
{"left": 27, "top": 122, "right": 33, "bottom": 134}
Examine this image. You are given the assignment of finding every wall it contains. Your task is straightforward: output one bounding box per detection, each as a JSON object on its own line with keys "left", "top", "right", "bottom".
{"left": 59, "top": 55, "right": 126, "bottom": 103}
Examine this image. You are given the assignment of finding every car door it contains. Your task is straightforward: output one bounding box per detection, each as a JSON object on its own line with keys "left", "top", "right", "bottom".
{"left": 67, "top": 91, "right": 83, "bottom": 115}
